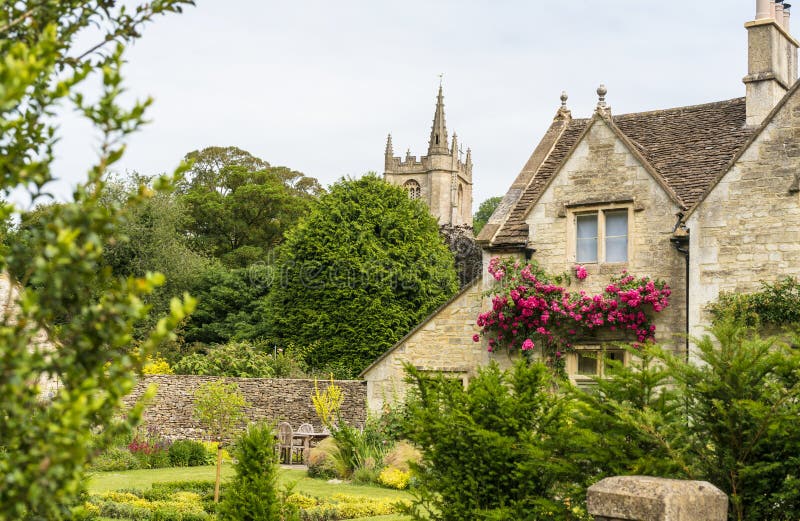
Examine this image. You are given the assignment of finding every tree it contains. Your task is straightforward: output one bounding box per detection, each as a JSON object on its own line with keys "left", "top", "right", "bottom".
{"left": 193, "top": 379, "right": 249, "bottom": 503}
{"left": 472, "top": 196, "right": 502, "bottom": 235}
{"left": 667, "top": 321, "right": 800, "bottom": 521}
{"left": 179, "top": 146, "right": 323, "bottom": 267}
{"left": 262, "top": 174, "right": 459, "bottom": 377}
{"left": 0, "top": 2, "right": 195, "bottom": 518}
{"left": 180, "top": 264, "right": 269, "bottom": 345}
{"left": 217, "top": 422, "right": 285, "bottom": 521}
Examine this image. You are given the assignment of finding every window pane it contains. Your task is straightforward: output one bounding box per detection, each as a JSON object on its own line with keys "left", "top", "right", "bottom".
{"left": 606, "top": 237, "right": 627, "bottom": 262}
{"left": 576, "top": 214, "right": 598, "bottom": 238}
{"left": 605, "top": 211, "right": 627, "bottom": 236}
{"left": 577, "top": 239, "right": 598, "bottom": 262}
{"left": 577, "top": 352, "right": 598, "bottom": 375}
{"left": 576, "top": 214, "right": 598, "bottom": 262}
{"left": 605, "top": 211, "right": 628, "bottom": 262}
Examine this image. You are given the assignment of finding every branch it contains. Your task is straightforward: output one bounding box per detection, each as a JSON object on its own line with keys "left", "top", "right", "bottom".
{"left": 0, "top": 7, "right": 38, "bottom": 35}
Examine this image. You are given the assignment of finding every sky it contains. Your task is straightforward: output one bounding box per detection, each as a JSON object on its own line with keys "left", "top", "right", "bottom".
{"left": 51, "top": 0, "right": 765, "bottom": 211}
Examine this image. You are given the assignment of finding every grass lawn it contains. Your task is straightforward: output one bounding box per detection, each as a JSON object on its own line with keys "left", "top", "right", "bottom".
{"left": 88, "top": 465, "right": 413, "bottom": 520}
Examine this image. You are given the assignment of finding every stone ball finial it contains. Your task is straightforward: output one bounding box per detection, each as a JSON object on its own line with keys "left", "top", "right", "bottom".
{"left": 597, "top": 84, "right": 608, "bottom": 105}
{"left": 560, "top": 91, "right": 568, "bottom": 109}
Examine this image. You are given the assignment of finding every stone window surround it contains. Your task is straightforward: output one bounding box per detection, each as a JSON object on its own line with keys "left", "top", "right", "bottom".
{"left": 565, "top": 201, "right": 633, "bottom": 265}
{"left": 414, "top": 366, "right": 470, "bottom": 389}
{"left": 565, "top": 344, "right": 629, "bottom": 386}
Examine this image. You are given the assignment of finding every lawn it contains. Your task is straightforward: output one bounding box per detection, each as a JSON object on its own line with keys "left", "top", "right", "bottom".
{"left": 88, "top": 465, "right": 413, "bottom": 520}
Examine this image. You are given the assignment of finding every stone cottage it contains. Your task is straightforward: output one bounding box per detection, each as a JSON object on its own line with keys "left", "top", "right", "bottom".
{"left": 362, "top": 0, "right": 800, "bottom": 411}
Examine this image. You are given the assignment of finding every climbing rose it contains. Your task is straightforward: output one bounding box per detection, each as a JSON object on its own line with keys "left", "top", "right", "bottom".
{"left": 477, "top": 257, "right": 670, "bottom": 361}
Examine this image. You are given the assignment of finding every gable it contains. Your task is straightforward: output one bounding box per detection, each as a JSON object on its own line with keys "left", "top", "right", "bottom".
{"left": 487, "top": 98, "right": 755, "bottom": 249}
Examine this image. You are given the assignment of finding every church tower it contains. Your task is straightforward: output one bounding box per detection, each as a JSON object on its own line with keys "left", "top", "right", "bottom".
{"left": 384, "top": 86, "right": 473, "bottom": 227}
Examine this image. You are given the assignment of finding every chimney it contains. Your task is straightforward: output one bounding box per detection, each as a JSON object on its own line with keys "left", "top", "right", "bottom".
{"left": 785, "top": 4, "right": 792, "bottom": 32}
{"left": 744, "top": 0, "right": 800, "bottom": 125}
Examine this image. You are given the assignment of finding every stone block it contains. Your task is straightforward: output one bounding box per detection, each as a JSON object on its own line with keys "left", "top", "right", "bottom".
{"left": 587, "top": 476, "right": 727, "bottom": 521}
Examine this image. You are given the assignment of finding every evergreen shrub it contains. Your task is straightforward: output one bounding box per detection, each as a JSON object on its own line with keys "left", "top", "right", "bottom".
{"left": 401, "top": 361, "right": 589, "bottom": 520}
{"left": 169, "top": 440, "right": 210, "bottom": 467}
{"left": 217, "top": 422, "right": 283, "bottom": 521}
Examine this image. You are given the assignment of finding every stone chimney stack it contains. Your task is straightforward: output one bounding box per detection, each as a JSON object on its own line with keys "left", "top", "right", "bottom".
{"left": 745, "top": 0, "right": 800, "bottom": 126}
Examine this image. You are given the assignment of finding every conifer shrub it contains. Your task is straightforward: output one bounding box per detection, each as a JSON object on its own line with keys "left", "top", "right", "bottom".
{"left": 401, "top": 361, "right": 590, "bottom": 520}
{"left": 217, "top": 422, "right": 283, "bottom": 521}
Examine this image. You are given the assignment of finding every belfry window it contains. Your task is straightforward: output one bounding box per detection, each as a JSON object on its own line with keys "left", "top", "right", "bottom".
{"left": 404, "top": 180, "right": 421, "bottom": 200}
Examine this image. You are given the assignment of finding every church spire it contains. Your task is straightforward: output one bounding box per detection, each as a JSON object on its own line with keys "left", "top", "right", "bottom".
{"left": 385, "top": 133, "right": 393, "bottom": 157}
{"left": 427, "top": 85, "right": 449, "bottom": 155}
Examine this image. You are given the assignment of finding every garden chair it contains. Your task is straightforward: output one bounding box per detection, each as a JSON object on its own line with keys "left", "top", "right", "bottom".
{"left": 277, "top": 422, "right": 302, "bottom": 464}
{"left": 296, "top": 423, "right": 314, "bottom": 434}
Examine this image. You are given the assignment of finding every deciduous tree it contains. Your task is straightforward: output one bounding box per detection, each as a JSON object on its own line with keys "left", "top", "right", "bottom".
{"left": 193, "top": 380, "right": 249, "bottom": 503}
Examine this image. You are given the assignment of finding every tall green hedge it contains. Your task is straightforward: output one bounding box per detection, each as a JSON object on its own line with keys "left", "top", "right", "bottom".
{"left": 262, "top": 174, "right": 458, "bottom": 377}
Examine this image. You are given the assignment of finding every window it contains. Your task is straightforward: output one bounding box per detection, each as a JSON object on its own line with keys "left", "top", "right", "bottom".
{"left": 573, "top": 208, "right": 629, "bottom": 263}
{"left": 566, "top": 346, "right": 627, "bottom": 387}
{"left": 404, "top": 180, "right": 421, "bottom": 200}
{"left": 418, "top": 368, "right": 469, "bottom": 389}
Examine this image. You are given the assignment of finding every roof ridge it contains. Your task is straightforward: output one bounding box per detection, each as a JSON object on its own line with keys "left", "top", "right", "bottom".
{"left": 612, "top": 97, "right": 745, "bottom": 119}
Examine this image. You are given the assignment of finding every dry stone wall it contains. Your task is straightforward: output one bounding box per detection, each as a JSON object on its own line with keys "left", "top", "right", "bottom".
{"left": 123, "top": 375, "right": 366, "bottom": 440}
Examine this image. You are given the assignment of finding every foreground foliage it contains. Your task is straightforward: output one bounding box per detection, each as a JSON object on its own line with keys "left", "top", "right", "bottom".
{"left": 0, "top": 2, "right": 195, "bottom": 519}
{"left": 404, "top": 317, "right": 800, "bottom": 521}
{"left": 402, "top": 362, "right": 590, "bottom": 521}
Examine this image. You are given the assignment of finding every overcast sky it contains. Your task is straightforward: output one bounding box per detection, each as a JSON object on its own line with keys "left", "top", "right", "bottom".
{"left": 51, "top": 0, "right": 765, "bottom": 210}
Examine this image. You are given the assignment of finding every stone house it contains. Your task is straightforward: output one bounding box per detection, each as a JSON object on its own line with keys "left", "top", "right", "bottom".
{"left": 362, "top": 0, "right": 800, "bottom": 410}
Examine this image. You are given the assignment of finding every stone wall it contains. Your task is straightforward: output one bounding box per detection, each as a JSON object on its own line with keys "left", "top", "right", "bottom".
{"left": 123, "top": 376, "right": 367, "bottom": 440}
{"left": 360, "top": 277, "right": 487, "bottom": 413}
{"left": 523, "top": 118, "right": 687, "bottom": 355}
{"left": 688, "top": 88, "right": 800, "bottom": 354}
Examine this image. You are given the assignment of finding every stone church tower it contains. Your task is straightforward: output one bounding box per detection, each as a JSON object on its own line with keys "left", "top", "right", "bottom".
{"left": 384, "top": 86, "right": 473, "bottom": 227}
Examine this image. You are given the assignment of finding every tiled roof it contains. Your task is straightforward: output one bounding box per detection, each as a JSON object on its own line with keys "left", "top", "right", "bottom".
{"left": 486, "top": 98, "right": 755, "bottom": 248}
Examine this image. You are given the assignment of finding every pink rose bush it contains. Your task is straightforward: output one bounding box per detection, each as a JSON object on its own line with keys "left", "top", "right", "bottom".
{"left": 475, "top": 258, "right": 670, "bottom": 363}
{"left": 574, "top": 265, "right": 588, "bottom": 280}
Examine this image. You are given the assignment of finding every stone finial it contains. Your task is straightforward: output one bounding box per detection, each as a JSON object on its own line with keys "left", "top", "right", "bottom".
{"left": 597, "top": 84, "right": 608, "bottom": 106}
{"left": 587, "top": 476, "right": 728, "bottom": 521}
{"left": 555, "top": 90, "right": 572, "bottom": 120}
{"left": 596, "top": 84, "right": 611, "bottom": 115}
